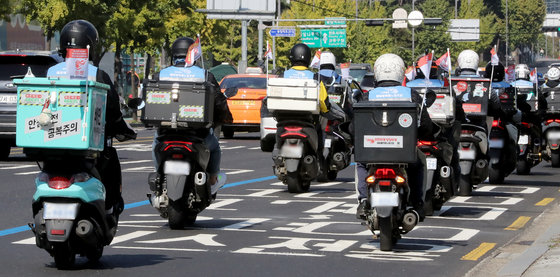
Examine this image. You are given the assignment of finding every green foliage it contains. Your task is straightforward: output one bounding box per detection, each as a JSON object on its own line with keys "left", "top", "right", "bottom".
{"left": 0, "top": 0, "right": 13, "bottom": 20}
{"left": 504, "top": 0, "right": 546, "bottom": 49}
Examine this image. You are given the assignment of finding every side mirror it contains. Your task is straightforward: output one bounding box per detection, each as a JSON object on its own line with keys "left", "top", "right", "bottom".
{"left": 128, "top": 98, "right": 145, "bottom": 110}
{"left": 224, "top": 87, "right": 238, "bottom": 98}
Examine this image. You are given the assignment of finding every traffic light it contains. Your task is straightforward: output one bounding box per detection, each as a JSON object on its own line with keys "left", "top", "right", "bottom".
{"left": 365, "top": 19, "right": 385, "bottom": 26}
{"left": 542, "top": 26, "right": 560, "bottom": 32}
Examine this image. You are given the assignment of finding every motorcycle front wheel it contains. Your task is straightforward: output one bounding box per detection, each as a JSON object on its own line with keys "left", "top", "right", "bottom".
{"left": 488, "top": 167, "right": 505, "bottom": 184}
{"left": 552, "top": 150, "right": 560, "bottom": 168}
{"left": 168, "top": 200, "right": 186, "bottom": 229}
{"left": 517, "top": 158, "right": 531, "bottom": 175}
{"left": 458, "top": 174, "right": 472, "bottom": 196}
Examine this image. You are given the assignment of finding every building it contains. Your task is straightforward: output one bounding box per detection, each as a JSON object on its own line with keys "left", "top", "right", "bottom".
{"left": 548, "top": 0, "right": 560, "bottom": 14}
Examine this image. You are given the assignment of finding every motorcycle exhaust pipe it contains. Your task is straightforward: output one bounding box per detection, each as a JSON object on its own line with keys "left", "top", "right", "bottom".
{"left": 75, "top": 219, "right": 99, "bottom": 247}
{"left": 302, "top": 155, "right": 318, "bottom": 179}
{"left": 440, "top": 166, "right": 451, "bottom": 179}
{"left": 402, "top": 209, "right": 419, "bottom": 233}
{"left": 333, "top": 152, "right": 344, "bottom": 162}
{"left": 194, "top": 172, "right": 206, "bottom": 186}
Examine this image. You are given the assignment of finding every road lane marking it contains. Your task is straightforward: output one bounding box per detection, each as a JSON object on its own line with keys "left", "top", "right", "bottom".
{"left": 505, "top": 216, "right": 531, "bottom": 231}
{"left": 122, "top": 166, "right": 154, "bottom": 172}
{"left": 535, "top": 198, "right": 555, "bottom": 206}
{"left": 0, "top": 165, "right": 35, "bottom": 170}
{"left": 461, "top": 242, "right": 496, "bottom": 261}
{"left": 476, "top": 186, "right": 540, "bottom": 194}
{"left": 110, "top": 230, "right": 156, "bottom": 245}
{"left": 14, "top": 171, "right": 40, "bottom": 175}
{"left": 222, "top": 146, "right": 245, "bottom": 150}
{"left": 120, "top": 159, "right": 152, "bottom": 164}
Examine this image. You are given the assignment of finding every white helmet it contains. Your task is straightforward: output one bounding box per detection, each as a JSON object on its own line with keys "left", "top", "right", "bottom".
{"left": 457, "top": 49, "right": 479, "bottom": 71}
{"left": 320, "top": 51, "right": 336, "bottom": 67}
{"left": 547, "top": 67, "right": 560, "bottom": 81}
{"left": 515, "top": 64, "right": 530, "bottom": 80}
{"left": 374, "top": 53, "right": 405, "bottom": 83}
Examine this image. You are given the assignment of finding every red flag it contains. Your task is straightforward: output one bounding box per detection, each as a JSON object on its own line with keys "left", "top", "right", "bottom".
{"left": 505, "top": 64, "right": 515, "bottom": 82}
{"left": 405, "top": 65, "right": 416, "bottom": 81}
{"left": 340, "top": 62, "right": 350, "bottom": 79}
{"left": 530, "top": 68, "right": 538, "bottom": 84}
{"left": 264, "top": 40, "right": 273, "bottom": 60}
{"left": 435, "top": 52, "right": 450, "bottom": 72}
{"left": 490, "top": 47, "right": 499, "bottom": 65}
{"left": 417, "top": 53, "right": 433, "bottom": 80}
{"left": 309, "top": 49, "right": 321, "bottom": 69}
{"left": 185, "top": 36, "right": 202, "bottom": 67}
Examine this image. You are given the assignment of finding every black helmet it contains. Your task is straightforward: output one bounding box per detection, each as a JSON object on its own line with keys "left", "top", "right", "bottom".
{"left": 484, "top": 62, "right": 505, "bottom": 82}
{"left": 289, "top": 43, "right": 311, "bottom": 66}
{"left": 59, "top": 20, "right": 99, "bottom": 60}
{"left": 171, "top": 37, "right": 195, "bottom": 62}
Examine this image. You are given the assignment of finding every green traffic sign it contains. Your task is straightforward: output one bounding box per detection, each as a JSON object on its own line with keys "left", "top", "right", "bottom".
{"left": 301, "top": 29, "right": 347, "bottom": 48}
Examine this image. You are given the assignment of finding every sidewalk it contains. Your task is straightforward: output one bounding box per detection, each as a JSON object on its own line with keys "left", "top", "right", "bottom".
{"left": 466, "top": 202, "right": 560, "bottom": 277}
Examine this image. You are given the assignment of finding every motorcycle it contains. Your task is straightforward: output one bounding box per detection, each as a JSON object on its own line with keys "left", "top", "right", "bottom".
{"left": 29, "top": 144, "right": 119, "bottom": 269}
{"left": 515, "top": 89, "right": 542, "bottom": 174}
{"left": 272, "top": 113, "right": 321, "bottom": 193}
{"left": 417, "top": 139, "right": 454, "bottom": 216}
{"left": 541, "top": 88, "right": 560, "bottom": 167}
{"left": 488, "top": 87, "right": 519, "bottom": 183}
{"left": 148, "top": 129, "right": 225, "bottom": 229}
{"left": 457, "top": 123, "right": 489, "bottom": 196}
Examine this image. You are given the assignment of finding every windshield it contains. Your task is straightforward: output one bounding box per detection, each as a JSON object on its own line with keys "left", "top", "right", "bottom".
{"left": 360, "top": 75, "right": 375, "bottom": 87}
{"left": 220, "top": 77, "right": 267, "bottom": 90}
{"left": 350, "top": 69, "right": 368, "bottom": 83}
{"left": 0, "top": 56, "right": 58, "bottom": 79}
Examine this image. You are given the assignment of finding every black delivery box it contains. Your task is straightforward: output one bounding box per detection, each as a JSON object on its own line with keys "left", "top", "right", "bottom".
{"left": 542, "top": 88, "right": 560, "bottom": 113}
{"left": 515, "top": 87, "right": 538, "bottom": 112}
{"left": 451, "top": 77, "right": 491, "bottom": 120}
{"left": 141, "top": 80, "right": 214, "bottom": 128}
{"left": 353, "top": 101, "right": 418, "bottom": 164}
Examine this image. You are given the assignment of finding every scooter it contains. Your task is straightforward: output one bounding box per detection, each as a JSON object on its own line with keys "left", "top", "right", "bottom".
{"left": 517, "top": 121, "right": 542, "bottom": 174}
{"left": 417, "top": 139, "right": 454, "bottom": 215}
{"left": 29, "top": 144, "right": 119, "bottom": 269}
{"left": 457, "top": 123, "right": 489, "bottom": 196}
{"left": 362, "top": 164, "right": 419, "bottom": 251}
{"left": 148, "top": 130, "right": 226, "bottom": 229}
{"left": 488, "top": 118, "right": 518, "bottom": 183}
{"left": 317, "top": 120, "right": 352, "bottom": 182}
{"left": 541, "top": 87, "right": 560, "bottom": 167}
{"left": 272, "top": 112, "right": 320, "bottom": 193}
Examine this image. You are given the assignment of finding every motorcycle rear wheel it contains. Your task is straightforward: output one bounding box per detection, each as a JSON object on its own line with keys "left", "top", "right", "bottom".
{"left": 552, "top": 151, "right": 560, "bottom": 168}
{"left": 488, "top": 167, "right": 505, "bottom": 184}
{"left": 286, "top": 172, "right": 310, "bottom": 193}
{"left": 424, "top": 191, "right": 435, "bottom": 216}
{"left": 516, "top": 158, "right": 531, "bottom": 175}
{"left": 53, "top": 242, "right": 75, "bottom": 269}
{"left": 378, "top": 216, "right": 394, "bottom": 251}
{"left": 168, "top": 200, "right": 186, "bottom": 229}
{"left": 458, "top": 174, "right": 472, "bottom": 196}
{"left": 86, "top": 245, "right": 103, "bottom": 262}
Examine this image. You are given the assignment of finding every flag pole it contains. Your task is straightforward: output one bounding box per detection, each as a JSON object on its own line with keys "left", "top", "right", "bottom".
{"left": 489, "top": 44, "right": 496, "bottom": 99}
{"left": 447, "top": 48, "right": 452, "bottom": 97}
{"left": 198, "top": 34, "right": 204, "bottom": 70}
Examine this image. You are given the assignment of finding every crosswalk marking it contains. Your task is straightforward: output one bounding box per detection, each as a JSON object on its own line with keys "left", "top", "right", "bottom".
{"left": 110, "top": 230, "right": 156, "bottom": 245}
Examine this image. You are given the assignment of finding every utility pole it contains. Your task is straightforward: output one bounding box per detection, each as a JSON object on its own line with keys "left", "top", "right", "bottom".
{"left": 506, "top": 0, "right": 509, "bottom": 67}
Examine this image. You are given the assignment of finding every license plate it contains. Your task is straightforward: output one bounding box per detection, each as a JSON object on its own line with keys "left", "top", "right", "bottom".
{"left": 43, "top": 202, "right": 79, "bottom": 220}
{"left": 0, "top": 94, "right": 17, "bottom": 104}
{"left": 489, "top": 139, "right": 504, "bottom": 148}
{"left": 371, "top": 192, "right": 399, "bottom": 207}
{"left": 518, "top": 135, "right": 529, "bottom": 145}
{"left": 426, "top": 158, "right": 438, "bottom": 170}
{"left": 458, "top": 149, "right": 476, "bottom": 160}
{"left": 280, "top": 144, "right": 303, "bottom": 158}
{"left": 324, "top": 138, "right": 331, "bottom": 148}
{"left": 231, "top": 100, "right": 255, "bottom": 106}
{"left": 164, "top": 160, "right": 191, "bottom": 175}
{"left": 548, "top": 132, "right": 560, "bottom": 140}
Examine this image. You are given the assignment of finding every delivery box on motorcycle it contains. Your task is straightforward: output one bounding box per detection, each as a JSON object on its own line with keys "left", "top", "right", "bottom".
{"left": 266, "top": 78, "right": 320, "bottom": 114}
{"left": 451, "top": 78, "right": 491, "bottom": 120}
{"left": 516, "top": 87, "right": 538, "bottom": 112}
{"left": 141, "top": 80, "right": 215, "bottom": 128}
{"left": 353, "top": 101, "right": 418, "bottom": 164}
{"left": 14, "top": 77, "right": 108, "bottom": 151}
{"left": 543, "top": 88, "right": 560, "bottom": 113}
{"left": 421, "top": 88, "right": 455, "bottom": 125}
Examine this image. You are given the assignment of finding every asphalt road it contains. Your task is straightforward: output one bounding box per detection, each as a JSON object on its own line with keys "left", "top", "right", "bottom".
{"left": 0, "top": 128, "right": 559, "bottom": 276}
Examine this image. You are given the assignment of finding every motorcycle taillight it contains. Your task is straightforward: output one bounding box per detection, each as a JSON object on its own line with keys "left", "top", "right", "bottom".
{"left": 48, "top": 176, "right": 72, "bottom": 190}
{"left": 461, "top": 129, "right": 475, "bottom": 135}
{"left": 280, "top": 126, "right": 307, "bottom": 138}
{"left": 37, "top": 172, "right": 49, "bottom": 183}
{"left": 492, "top": 119, "right": 504, "bottom": 129}
{"left": 70, "top": 172, "right": 90, "bottom": 183}
{"left": 374, "top": 168, "right": 396, "bottom": 179}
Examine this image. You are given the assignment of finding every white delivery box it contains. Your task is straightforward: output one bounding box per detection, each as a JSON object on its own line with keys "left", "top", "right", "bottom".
{"left": 427, "top": 92, "right": 455, "bottom": 125}
{"left": 267, "top": 78, "right": 320, "bottom": 114}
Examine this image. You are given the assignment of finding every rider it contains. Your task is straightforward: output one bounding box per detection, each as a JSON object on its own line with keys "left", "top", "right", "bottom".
{"left": 318, "top": 51, "right": 342, "bottom": 85}
{"left": 47, "top": 20, "right": 137, "bottom": 216}
{"left": 538, "top": 67, "right": 560, "bottom": 118}
{"left": 150, "top": 37, "right": 232, "bottom": 192}
{"left": 511, "top": 64, "right": 541, "bottom": 137}
{"left": 356, "top": 53, "right": 441, "bottom": 221}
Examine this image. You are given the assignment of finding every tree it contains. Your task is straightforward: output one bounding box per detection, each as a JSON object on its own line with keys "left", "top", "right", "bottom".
{"left": 504, "top": 0, "right": 546, "bottom": 50}
{"left": 0, "top": 0, "right": 13, "bottom": 21}
{"left": 416, "top": 0, "right": 453, "bottom": 61}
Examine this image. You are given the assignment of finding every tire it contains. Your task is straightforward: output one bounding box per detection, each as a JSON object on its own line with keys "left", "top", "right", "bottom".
{"left": 86, "top": 245, "right": 103, "bottom": 262}
{"left": 378, "top": 216, "right": 393, "bottom": 251}
{"left": 517, "top": 158, "right": 531, "bottom": 175}
{"left": 327, "top": 170, "right": 337, "bottom": 181}
{"left": 488, "top": 167, "right": 505, "bottom": 184}
{"left": 167, "top": 200, "right": 185, "bottom": 229}
{"left": 184, "top": 212, "right": 198, "bottom": 226}
{"left": 316, "top": 160, "right": 330, "bottom": 182}
{"left": 552, "top": 151, "right": 560, "bottom": 168}
{"left": 458, "top": 174, "right": 472, "bottom": 196}
{"left": 424, "top": 190, "right": 435, "bottom": 216}
{"left": 223, "top": 128, "right": 234, "bottom": 139}
{"left": 0, "top": 144, "right": 10, "bottom": 160}
{"left": 260, "top": 139, "right": 274, "bottom": 152}
{"left": 286, "top": 172, "right": 309, "bottom": 193}
{"left": 53, "top": 242, "right": 75, "bottom": 270}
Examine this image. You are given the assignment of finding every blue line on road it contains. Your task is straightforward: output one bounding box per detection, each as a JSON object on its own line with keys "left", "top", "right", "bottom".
{"left": 0, "top": 175, "right": 278, "bottom": 237}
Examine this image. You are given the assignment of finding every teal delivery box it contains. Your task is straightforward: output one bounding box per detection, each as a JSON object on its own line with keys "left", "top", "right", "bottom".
{"left": 14, "top": 77, "right": 108, "bottom": 151}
